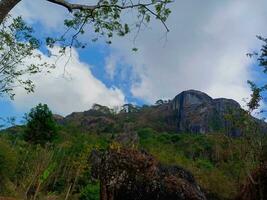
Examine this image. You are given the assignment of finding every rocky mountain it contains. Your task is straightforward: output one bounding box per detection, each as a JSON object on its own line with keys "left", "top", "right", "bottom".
{"left": 171, "top": 90, "right": 242, "bottom": 135}
{"left": 56, "top": 90, "right": 266, "bottom": 136}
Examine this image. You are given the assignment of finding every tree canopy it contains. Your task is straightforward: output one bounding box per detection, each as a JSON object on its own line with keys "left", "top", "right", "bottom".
{"left": 0, "top": 0, "right": 172, "bottom": 98}
{"left": 24, "top": 103, "right": 58, "bottom": 145}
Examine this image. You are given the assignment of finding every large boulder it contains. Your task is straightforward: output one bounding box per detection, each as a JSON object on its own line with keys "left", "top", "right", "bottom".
{"left": 91, "top": 148, "right": 207, "bottom": 200}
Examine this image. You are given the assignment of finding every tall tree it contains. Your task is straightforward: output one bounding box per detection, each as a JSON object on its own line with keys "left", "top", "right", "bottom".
{"left": 24, "top": 103, "right": 58, "bottom": 145}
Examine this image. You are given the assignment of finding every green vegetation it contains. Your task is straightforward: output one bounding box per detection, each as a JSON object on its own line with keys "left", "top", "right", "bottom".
{"left": 24, "top": 103, "right": 58, "bottom": 145}
{"left": 0, "top": 104, "right": 266, "bottom": 199}
{"left": 0, "top": 128, "right": 264, "bottom": 199}
{"left": 0, "top": 0, "right": 172, "bottom": 99}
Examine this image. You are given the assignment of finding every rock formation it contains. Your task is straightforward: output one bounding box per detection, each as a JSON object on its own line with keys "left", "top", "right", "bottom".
{"left": 91, "top": 148, "right": 207, "bottom": 200}
{"left": 171, "top": 90, "right": 242, "bottom": 134}
{"left": 58, "top": 90, "right": 266, "bottom": 135}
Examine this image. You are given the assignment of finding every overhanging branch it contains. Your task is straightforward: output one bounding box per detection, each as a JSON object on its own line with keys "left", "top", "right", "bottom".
{"left": 46, "top": 0, "right": 97, "bottom": 12}
{"left": 46, "top": 0, "right": 171, "bottom": 31}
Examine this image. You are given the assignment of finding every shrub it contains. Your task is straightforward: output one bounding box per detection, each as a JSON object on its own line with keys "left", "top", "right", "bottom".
{"left": 80, "top": 181, "right": 100, "bottom": 200}
{"left": 0, "top": 140, "right": 17, "bottom": 192}
{"left": 24, "top": 103, "right": 58, "bottom": 145}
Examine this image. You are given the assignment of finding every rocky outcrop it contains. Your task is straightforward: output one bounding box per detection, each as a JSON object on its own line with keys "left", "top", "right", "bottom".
{"left": 57, "top": 90, "right": 267, "bottom": 135}
{"left": 91, "top": 148, "right": 207, "bottom": 200}
{"left": 171, "top": 90, "right": 242, "bottom": 134}
{"left": 52, "top": 114, "right": 64, "bottom": 124}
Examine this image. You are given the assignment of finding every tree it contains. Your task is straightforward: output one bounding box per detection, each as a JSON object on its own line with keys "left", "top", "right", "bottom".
{"left": 0, "top": 0, "right": 171, "bottom": 98}
{"left": 120, "top": 103, "right": 140, "bottom": 113}
{"left": 0, "top": 0, "right": 171, "bottom": 30}
{"left": 24, "top": 103, "right": 58, "bottom": 145}
{"left": 247, "top": 35, "right": 267, "bottom": 102}
{"left": 0, "top": 139, "right": 17, "bottom": 191}
{"left": 0, "top": 16, "right": 53, "bottom": 99}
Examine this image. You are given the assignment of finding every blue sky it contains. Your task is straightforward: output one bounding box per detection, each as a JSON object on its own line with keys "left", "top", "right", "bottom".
{"left": 2, "top": 0, "right": 267, "bottom": 123}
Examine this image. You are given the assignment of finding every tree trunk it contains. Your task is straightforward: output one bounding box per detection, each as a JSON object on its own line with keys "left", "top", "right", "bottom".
{"left": 100, "top": 181, "right": 108, "bottom": 200}
{"left": 33, "top": 181, "right": 41, "bottom": 200}
{"left": 64, "top": 184, "right": 72, "bottom": 200}
{"left": 0, "top": 0, "right": 22, "bottom": 24}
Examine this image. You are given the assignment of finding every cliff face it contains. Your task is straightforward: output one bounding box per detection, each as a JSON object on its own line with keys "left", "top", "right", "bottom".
{"left": 171, "top": 90, "right": 241, "bottom": 134}
{"left": 57, "top": 90, "right": 266, "bottom": 135}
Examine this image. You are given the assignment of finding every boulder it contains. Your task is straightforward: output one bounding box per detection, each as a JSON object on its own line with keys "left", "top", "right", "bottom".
{"left": 91, "top": 148, "right": 207, "bottom": 200}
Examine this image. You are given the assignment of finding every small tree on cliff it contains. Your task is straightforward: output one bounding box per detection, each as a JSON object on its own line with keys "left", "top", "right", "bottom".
{"left": 24, "top": 103, "right": 58, "bottom": 145}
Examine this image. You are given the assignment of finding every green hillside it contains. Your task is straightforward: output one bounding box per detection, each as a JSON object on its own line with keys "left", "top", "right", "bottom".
{"left": 0, "top": 110, "right": 266, "bottom": 200}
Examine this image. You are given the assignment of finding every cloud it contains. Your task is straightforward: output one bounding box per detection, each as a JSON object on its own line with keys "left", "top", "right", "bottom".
{"left": 102, "top": 0, "right": 267, "bottom": 107}
{"left": 11, "top": 48, "right": 125, "bottom": 116}
{"left": 11, "top": 0, "right": 267, "bottom": 111}
{"left": 105, "top": 55, "right": 118, "bottom": 80}
{"left": 12, "top": 0, "right": 68, "bottom": 30}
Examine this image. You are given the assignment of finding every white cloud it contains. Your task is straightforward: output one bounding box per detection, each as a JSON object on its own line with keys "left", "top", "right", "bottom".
{"left": 99, "top": 0, "right": 267, "bottom": 107}
{"left": 10, "top": 0, "right": 267, "bottom": 110}
{"left": 12, "top": 0, "right": 68, "bottom": 30}
{"left": 11, "top": 48, "right": 125, "bottom": 116}
{"left": 105, "top": 55, "right": 118, "bottom": 80}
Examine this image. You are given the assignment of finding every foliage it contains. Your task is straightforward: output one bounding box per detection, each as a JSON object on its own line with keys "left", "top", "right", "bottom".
{"left": 46, "top": 0, "right": 172, "bottom": 51}
{"left": 0, "top": 16, "right": 54, "bottom": 99}
{"left": 24, "top": 103, "right": 58, "bottom": 145}
{"left": 0, "top": 0, "right": 172, "bottom": 99}
{"left": 80, "top": 181, "right": 100, "bottom": 200}
{"left": 0, "top": 109, "right": 266, "bottom": 199}
{"left": 0, "top": 139, "right": 17, "bottom": 193}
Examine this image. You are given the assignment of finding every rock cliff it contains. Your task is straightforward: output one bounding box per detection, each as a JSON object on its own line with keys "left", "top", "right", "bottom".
{"left": 57, "top": 90, "right": 267, "bottom": 135}
{"left": 171, "top": 90, "right": 241, "bottom": 134}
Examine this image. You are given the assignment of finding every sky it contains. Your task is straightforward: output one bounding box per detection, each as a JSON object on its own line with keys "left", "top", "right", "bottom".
{"left": 1, "top": 0, "right": 267, "bottom": 121}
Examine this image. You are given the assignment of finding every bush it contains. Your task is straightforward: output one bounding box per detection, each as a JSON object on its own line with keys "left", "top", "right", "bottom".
{"left": 0, "top": 140, "right": 17, "bottom": 192}
{"left": 24, "top": 103, "right": 58, "bottom": 145}
{"left": 80, "top": 181, "right": 100, "bottom": 200}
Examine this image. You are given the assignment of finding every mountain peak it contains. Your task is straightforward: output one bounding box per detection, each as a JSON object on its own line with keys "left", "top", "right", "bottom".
{"left": 171, "top": 90, "right": 242, "bottom": 134}
{"left": 59, "top": 89, "right": 265, "bottom": 136}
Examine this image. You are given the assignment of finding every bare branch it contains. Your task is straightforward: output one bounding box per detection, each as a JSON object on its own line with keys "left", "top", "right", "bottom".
{"left": 143, "top": 6, "right": 169, "bottom": 32}
{"left": 46, "top": 0, "right": 97, "bottom": 12}
{"left": 46, "top": 0, "right": 164, "bottom": 11}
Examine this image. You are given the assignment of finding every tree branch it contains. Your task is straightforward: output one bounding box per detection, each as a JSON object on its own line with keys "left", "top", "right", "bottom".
{"left": 0, "top": 0, "right": 21, "bottom": 24}
{"left": 46, "top": 0, "right": 165, "bottom": 13}
{"left": 46, "top": 0, "right": 97, "bottom": 12}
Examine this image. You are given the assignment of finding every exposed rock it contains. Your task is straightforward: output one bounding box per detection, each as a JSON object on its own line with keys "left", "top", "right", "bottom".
{"left": 58, "top": 90, "right": 267, "bottom": 135}
{"left": 115, "top": 123, "right": 139, "bottom": 146}
{"left": 115, "top": 131, "right": 139, "bottom": 146}
{"left": 52, "top": 114, "right": 64, "bottom": 124}
{"left": 91, "top": 148, "right": 207, "bottom": 200}
{"left": 171, "top": 90, "right": 242, "bottom": 134}
{"left": 62, "top": 110, "right": 116, "bottom": 133}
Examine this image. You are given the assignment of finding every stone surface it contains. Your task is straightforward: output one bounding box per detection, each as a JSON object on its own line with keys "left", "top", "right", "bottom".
{"left": 59, "top": 90, "right": 267, "bottom": 135}
{"left": 171, "top": 90, "right": 242, "bottom": 134}
{"left": 91, "top": 148, "right": 207, "bottom": 200}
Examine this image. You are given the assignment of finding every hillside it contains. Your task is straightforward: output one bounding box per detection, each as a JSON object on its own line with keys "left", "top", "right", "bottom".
{"left": 57, "top": 90, "right": 266, "bottom": 136}
{"left": 0, "top": 90, "right": 267, "bottom": 200}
